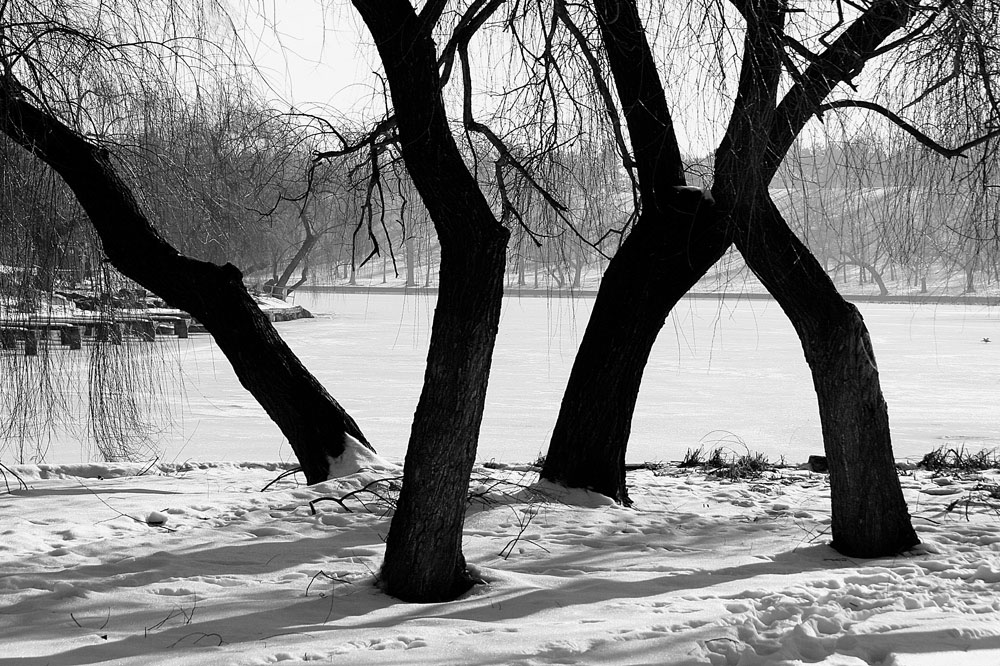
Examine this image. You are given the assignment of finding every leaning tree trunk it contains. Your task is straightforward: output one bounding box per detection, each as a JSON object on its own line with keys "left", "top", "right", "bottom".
{"left": 542, "top": 201, "right": 727, "bottom": 504}
{"left": 727, "top": 192, "right": 917, "bottom": 556}
{"left": 0, "top": 83, "right": 370, "bottom": 484}
{"left": 353, "top": 0, "right": 510, "bottom": 602}
{"left": 542, "top": 0, "right": 730, "bottom": 503}
{"left": 707, "top": 0, "right": 916, "bottom": 557}
{"left": 273, "top": 204, "right": 319, "bottom": 297}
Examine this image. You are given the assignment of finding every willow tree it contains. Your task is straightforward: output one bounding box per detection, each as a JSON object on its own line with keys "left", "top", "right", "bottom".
{"left": 344, "top": 0, "right": 512, "bottom": 602}
{"left": 0, "top": 1, "right": 370, "bottom": 482}
{"left": 541, "top": 0, "right": 999, "bottom": 556}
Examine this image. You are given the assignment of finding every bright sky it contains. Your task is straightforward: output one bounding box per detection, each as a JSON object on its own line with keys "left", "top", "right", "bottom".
{"left": 236, "top": 1, "right": 380, "bottom": 115}
{"left": 229, "top": 2, "right": 863, "bottom": 156}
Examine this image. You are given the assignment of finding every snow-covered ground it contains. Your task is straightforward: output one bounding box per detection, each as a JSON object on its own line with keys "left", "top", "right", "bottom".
{"left": 2, "top": 449, "right": 998, "bottom": 665}
{"left": 3, "top": 292, "right": 999, "bottom": 664}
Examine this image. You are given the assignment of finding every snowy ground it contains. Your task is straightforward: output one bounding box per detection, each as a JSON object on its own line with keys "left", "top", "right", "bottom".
{"left": 2, "top": 447, "right": 999, "bottom": 666}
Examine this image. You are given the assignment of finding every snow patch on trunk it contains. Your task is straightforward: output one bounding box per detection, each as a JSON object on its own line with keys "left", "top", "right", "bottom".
{"left": 673, "top": 184, "right": 715, "bottom": 204}
{"left": 531, "top": 478, "right": 618, "bottom": 507}
{"left": 326, "top": 433, "right": 401, "bottom": 478}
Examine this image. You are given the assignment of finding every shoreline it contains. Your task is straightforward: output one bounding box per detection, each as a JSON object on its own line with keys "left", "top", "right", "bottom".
{"left": 296, "top": 284, "right": 1000, "bottom": 306}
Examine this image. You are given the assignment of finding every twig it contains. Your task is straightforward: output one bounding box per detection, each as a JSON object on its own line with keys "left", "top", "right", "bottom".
{"left": 305, "top": 570, "right": 350, "bottom": 598}
{"left": 499, "top": 504, "right": 550, "bottom": 559}
{"left": 70, "top": 607, "right": 111, "bottom": 630}
{"left": 145, "top": 596, "right": 197, "bottom": 636}
{"left": 261, "top": 466, "right": 303, "bottom": 492}
{"left": 74, "top": 479, "right": 177, "bottom": 532}
{"left": 0, "top": 462, "right": 27, "bottom": 493}
{"left": 167, "top": 632, "right": 224, "bottom": 648}
{"left": 309, "top": 475, "right": 404, "bottom": 515}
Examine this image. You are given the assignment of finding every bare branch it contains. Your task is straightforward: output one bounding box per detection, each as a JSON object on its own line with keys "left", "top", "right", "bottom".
{"left": 818, "top": 99, "right": 1000, "bottom": 158}
{"left": 870, "top": 0, "right": 953, "bottom": 57}
{"left": 494, "top": 156, "right": 546, "bottom": 248}
{"left": 311, "top": 116, "right": 397, "bottom": 162}
{"left": 438, "top": 0, "right": 504, "bottom": 87}
{"left": 553, "top": 0, "right": 636, "bottom": 184}
{"left": 768, "top": 0, "right": 918, "bottom": 176}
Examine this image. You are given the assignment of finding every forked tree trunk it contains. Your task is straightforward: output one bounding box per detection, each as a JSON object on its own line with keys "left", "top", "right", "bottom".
{"left": 353, "top": 0, "right": 510, "bottom": 602}
{"left": 549, "top": 0, "right": 917, "bottom": 557}
{"left": 729, "top": 194, "right": 917, "bottom": 556}
{"left": 0, "top": 84, "right": 371, "bottom": 484}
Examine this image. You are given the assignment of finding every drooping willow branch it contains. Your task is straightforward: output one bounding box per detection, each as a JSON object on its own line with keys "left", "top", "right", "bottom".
{"left": 553, "top": 0, "right": 637, "bottom": 194}
{"left": 818, "top": 99, "right": 1000, "bottom": 158}
{"left": 458, "top": 45, "right": 610, "bottom": 258}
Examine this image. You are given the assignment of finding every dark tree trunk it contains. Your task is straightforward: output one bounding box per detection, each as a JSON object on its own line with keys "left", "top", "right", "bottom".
{"left": 725, "top": 193, "right": 917, "bottom": 556}
{"left": 542, "top": 203, "right": 727, "bottom": 503}
{"left": 708, "top": 0, "right": 917, "bottom": 558}
{"left": 542, "top": 0, "right": 730, "bottom": 503}
{"left": 0, "top": 84, "right": 371, "bottom": 484}
{"left": 405, "top": 235, "right": 417, "bottom": 287}
{"left": 381, "top": 237, "right": 506, "bottom": 601}
{"left": 353, "top": 0, "right": 510, "bottom": 602}
{"left": 844, "top": 253, "right": 889, "bottom": 296}
{"left": 273, "top": 205, "right": 318, "bottom": 296}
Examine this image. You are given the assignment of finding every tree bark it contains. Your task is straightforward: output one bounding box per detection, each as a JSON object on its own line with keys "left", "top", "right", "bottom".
{"left": 724, "top": 193, "right": 917, "bottom": 556}
{"left": 542, "top": 0, "right": 731, "bottom": 503}
{"left": 708, "top": 0, "right": 917, "bottom": 557}
{"left": 353, "top": 0, "right": 510, "bottom": 602}
{"left": 0, "top": 83, "right": 371, "bottom": 484}
{"left": 542, "top": 201, "right": 727, "bottom": 503}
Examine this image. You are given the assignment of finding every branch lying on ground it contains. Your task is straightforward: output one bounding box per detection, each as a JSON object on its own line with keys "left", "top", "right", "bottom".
{"left": 305, "top": 468, "right": 550, "bottom": 517}
{"left": 0, "top": 462, "right": 28, "bottom": 493}
{"left": 309, "top": 475, "right": 404, "bottom": 516}
{"left": 261, "top": 466, "right": 302, "bottom": 492}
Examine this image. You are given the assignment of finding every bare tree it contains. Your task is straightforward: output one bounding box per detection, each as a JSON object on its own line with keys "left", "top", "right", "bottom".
{"left": 348, "top": 0, "right": 510, "bottom": 602}
{"left": 544, "top": 0, "right": 997, "bottom": 556}
{"left": 0, "top": 0, "right": 371, "bottom": 482}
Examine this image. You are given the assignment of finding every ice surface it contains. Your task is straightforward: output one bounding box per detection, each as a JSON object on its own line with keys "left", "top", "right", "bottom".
{"left": 4, "top": 292, "right": 999, "bottom": 468}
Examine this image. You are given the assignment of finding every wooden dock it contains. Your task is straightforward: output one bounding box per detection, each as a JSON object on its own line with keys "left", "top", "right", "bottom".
{"left": 1, "top": 301, "right": 310, "bottom": 356}
{"left": 0, "top": 311, "right": 192, "bottom": 356}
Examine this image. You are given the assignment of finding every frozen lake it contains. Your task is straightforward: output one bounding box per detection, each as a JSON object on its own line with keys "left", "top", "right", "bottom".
{"left": 12, "top": 291, "right": 1000, "bottom": 466}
